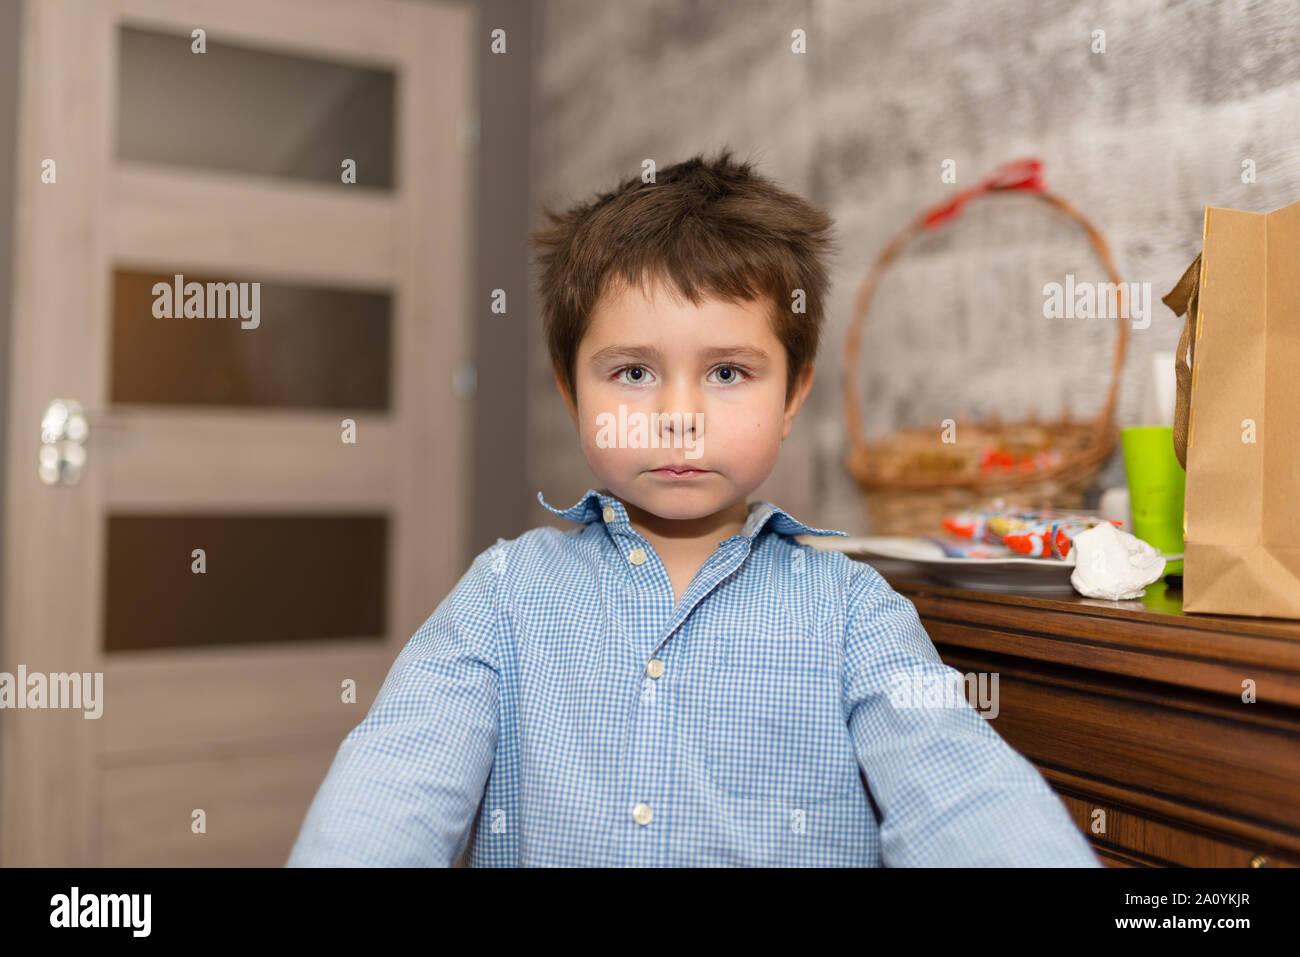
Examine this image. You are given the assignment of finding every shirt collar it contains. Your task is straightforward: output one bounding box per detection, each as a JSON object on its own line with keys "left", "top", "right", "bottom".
{"left": 537, "top": 487, "right": 849, "bottom": 543}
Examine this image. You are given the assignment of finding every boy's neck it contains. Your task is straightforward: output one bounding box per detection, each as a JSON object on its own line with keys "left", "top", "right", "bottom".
{"left": 615, "top": 494, "right": 751, "bottom": 556}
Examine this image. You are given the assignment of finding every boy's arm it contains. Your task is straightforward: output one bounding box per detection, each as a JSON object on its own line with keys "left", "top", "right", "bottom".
{"left": 286, "top": 546, "right": 503, "bottom": 867}
{"left": 842, "top": 561, "right": 1101, "bottom": 867}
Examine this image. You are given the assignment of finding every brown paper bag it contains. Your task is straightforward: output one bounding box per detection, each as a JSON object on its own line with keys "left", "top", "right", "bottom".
{"left": 1161, "top": 199, "right": 1300, "bottom": 618}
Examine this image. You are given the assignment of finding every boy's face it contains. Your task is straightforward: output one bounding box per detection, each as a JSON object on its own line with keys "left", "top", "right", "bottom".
{"left": 555, "top": 275, "right": 815, "bottom": 524}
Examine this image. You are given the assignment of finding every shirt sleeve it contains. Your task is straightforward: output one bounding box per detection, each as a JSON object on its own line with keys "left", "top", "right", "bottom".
{"left": 842, "top": 561, "right": 1101, "bottom": 867}
{"left": 286, "top": 543, "right": 503, "bottom": 867}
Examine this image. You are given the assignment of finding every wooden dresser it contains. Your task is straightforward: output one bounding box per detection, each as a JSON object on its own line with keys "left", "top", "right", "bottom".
{"left": 877, "top": 570, "right": 1300, "bottom": 868}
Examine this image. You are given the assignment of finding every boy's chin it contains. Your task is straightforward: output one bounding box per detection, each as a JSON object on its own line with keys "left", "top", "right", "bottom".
{"left": 618, "top": 479, "right": 737, "bottom": 521}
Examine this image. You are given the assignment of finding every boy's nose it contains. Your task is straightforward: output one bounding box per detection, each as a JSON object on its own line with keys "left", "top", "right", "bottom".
{"left": 656, "top": 378, "right": 701, "bottom": 437}
{"left": 656, "top": 412, "right": 697, "bottom": 442}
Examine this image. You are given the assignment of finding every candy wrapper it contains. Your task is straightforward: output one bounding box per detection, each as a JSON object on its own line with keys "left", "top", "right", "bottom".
{"left": 942, "top": 500, "right": 1122, "bottom": 561}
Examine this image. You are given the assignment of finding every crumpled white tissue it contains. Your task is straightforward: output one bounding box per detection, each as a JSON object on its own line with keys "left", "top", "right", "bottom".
{"left": 1069, "top": 521, "right": 1167, "bottom": 600}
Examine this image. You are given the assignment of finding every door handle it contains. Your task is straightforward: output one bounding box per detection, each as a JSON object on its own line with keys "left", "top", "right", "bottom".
{"left": 39, "top": 398, "right": 88, "bottom": 486}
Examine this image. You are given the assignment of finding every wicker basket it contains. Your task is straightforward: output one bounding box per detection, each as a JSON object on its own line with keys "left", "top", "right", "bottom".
{"left": 842, "top": 158, "right": 1128, "bottom": 536}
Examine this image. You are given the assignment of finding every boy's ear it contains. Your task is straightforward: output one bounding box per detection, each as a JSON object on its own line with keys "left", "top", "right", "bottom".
{"left": 780, "top": 363, "right": 815, "bottom": 442}
{"left": 554, "top": 366, "right": 579, "bottom": 425}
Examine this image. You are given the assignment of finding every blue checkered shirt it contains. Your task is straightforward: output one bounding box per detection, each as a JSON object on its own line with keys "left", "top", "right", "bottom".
{"left": 288, "top": 487, "right": 1101, "bottom": 867}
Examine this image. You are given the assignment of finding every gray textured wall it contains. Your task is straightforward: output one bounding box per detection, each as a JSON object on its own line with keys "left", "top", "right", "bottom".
{"left": 526, "top": 0, "right": 1300, "bottom": 534}
{"left": 467, "top": 0, "right": 536, "bottom": 555}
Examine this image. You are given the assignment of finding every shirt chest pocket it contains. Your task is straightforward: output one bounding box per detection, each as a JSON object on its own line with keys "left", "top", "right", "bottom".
{"left": 703, "top": 629, "right": 861, "bottom": 806}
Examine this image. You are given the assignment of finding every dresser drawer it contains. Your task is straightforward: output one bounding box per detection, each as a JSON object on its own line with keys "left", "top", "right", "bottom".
{"left": 1052, "top": 783, "right": 1297, "bottom": 867}
{"left": 933, "top": 647, "right": 1300, "bottom": 865}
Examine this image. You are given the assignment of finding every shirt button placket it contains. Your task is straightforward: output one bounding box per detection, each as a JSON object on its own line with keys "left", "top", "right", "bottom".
{"left": 625, "top": 544, "right": 666, "bottom": 863}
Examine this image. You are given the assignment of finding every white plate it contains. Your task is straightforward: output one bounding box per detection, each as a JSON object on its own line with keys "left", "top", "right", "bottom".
{"left": 800, "top": 535, "right": 1184, "bottom": 594}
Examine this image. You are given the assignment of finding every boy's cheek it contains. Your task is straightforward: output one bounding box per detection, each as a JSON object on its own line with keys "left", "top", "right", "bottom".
{"left": 581, "top": 431, "right": 644, "bottom": 471}
{"left": 702, "top": 404, "right": 779, "bottom": 446}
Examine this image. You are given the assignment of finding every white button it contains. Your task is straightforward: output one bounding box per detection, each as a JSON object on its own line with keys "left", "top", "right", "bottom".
{"left": 628, "top": 547, "right": 647, "bottom": 565}
{"left": 632, "top": 803, "right": 653, "bottom": 826}
{"left": 602, "top": 506, "right": 615, "bottom": 522}
{"left": 645, "top": 658, "right": 665, "bottom": 679}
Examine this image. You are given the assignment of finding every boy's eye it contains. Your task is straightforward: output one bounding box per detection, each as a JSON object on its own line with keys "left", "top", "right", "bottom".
{"left": 709, "top": 364, "right": 748, "bottom": 385}
{"left": 610, "top": 364, "right": 749, "bottom": 385}
{"left": 613, "top": 365, "right": 651, "bottom": 384}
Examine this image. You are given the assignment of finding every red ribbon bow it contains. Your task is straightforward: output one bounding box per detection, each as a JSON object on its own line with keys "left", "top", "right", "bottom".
{"left": 921, "top": 157, "right": 1045, "bottom": 230}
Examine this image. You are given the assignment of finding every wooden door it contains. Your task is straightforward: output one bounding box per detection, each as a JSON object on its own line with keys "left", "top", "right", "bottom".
{"left": 2, "top": 0, "right": 474, "bottom": 865}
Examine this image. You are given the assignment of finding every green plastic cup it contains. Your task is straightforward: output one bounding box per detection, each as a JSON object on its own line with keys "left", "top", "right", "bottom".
{"left": 1120, "top": 425, "right": 1186, "bottom": 576}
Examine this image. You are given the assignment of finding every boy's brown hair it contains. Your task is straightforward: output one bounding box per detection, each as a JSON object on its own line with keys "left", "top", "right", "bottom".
{"left": 528, "top": 148, "right": 838, "bottom": 405}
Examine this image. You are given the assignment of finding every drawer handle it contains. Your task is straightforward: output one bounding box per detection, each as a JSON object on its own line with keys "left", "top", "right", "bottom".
{"left": 1249, "top": 854, "right": 1270, "bottom": 868}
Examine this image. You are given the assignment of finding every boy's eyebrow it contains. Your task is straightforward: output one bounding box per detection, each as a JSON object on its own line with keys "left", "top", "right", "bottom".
{"left": 587, "top": 344, "right": 771, "bottom": 365}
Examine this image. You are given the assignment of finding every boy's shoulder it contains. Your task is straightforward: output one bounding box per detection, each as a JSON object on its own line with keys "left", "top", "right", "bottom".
{"left": 786, "top": 535, "right": 883, "bottom": 590}
{"left": 470, "top": 522, "right": 595, "bottom": 583}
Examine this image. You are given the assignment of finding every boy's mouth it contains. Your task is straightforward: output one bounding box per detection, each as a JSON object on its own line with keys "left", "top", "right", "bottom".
{"left": 648, "top": 466, "right": 712, "bottom": 480}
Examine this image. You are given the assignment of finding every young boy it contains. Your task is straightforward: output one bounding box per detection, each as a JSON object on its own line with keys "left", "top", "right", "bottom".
{"left": 288, "top": 149, "right": 1101, "bottom": 867}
